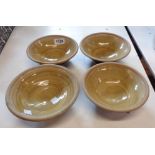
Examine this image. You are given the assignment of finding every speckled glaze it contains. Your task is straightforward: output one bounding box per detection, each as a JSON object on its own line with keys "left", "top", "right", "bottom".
{"left": 84, "top": 62, "right": 149, "bottom": 112}
{"left": 27, "top": 35, "right": 78, "bottom": 64}
{"left": 80, "top": 33, "right": 131, "bottom": 62}
{"left": 5, "top": 65, "right": 79, "bottom": 121}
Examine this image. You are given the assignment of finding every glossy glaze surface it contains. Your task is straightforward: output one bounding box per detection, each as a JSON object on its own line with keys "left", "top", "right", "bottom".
{"left": 6, "top": 65, "right": 79, "bottom": 121}
{"left": 84, "top": 63, "right": 149, "bottom": 112}
{"left": 80, "top": 33, "right": 131, "bottom": 62}
{"left": 27, "top": 35, "right": 78, "bottom": 64}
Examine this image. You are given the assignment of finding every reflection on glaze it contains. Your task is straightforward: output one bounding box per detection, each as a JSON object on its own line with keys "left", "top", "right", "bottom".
{"left": 105, "top": 80, "right": 120, "bottom": 84}
{"left": 35, "top": 80, "right": 49, "bottom": 86}
{"left": 107, "top": 53, "right": 118, "bottom": 59}
{"left": 38, "top": 40, "right": 43, "bottom": 46}
{"left": 50, "top": 91, "right": 67, "bottom": 104}
{"left": 45, "top": 44, "right": 57, "bottom": 48}
{"left": 24, "top": 109, "right": 32, "bottom": 115}
{"left": 98, "top": 42, "right": 110, "bottom": 46}
{"left": 23, "top": 91, "right": 67, "bottom": 115}
{"left": 101, "top": 68, "right": 107, "bottom": 71}
{"left": 66, "top": 49, "right": 71, "bottom": 55}
{"left": 44, "top": 57, "right": 58, "bottom": 61}
{"left": 120, "top": 43, "right": 124, "bottom": 49}
{"left": 32, "top": 73, "right": 37, "bottom": 76}
{"left": 134, "top": 84, "right": 138, "bottom": 91}
{"left": 109, "top": 95, "right": 128, "bottom": 104}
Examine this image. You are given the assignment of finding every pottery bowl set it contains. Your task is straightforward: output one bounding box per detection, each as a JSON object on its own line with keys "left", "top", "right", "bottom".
{"left": 6, "top": 33, "right": 149, "bottom": 121}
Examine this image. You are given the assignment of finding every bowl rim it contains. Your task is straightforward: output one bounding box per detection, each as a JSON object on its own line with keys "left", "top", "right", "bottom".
{"left": 5, "top": 64, "right": 80, "bottom": 121}
{"left": 80, "top": 32, "right": 131, "bottom": 62}
{"left": 26, "top": 35, "right": 79, "bottom": 64}
{"left": 83, "top": 62, "right": 149, "bottom": 112}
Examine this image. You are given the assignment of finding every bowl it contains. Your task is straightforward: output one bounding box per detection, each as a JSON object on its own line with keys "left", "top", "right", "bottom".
{"left": 5, "top": 65, "right": 79, "bottom": 121}
{"left": 27, "top": 35, "right": 78, "bottom": 64}
{"left": 84, "top": 63, "right": 149, "bottom": 112}
{"left": 80, "top": 33, "right": 131, "bottom": 62}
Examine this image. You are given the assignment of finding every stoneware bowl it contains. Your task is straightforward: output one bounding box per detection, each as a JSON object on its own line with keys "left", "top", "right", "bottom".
{"left": 80, "top": 33, "right": 131, "bottom": 62}
{"left": 5, "top": 65, "right": 79, "bottom": 121}
{"left": 27, "top": 35, "right": 78, "bottom": 64}
{"left": 84, "top": 63, "right": 149, "bottom": 112}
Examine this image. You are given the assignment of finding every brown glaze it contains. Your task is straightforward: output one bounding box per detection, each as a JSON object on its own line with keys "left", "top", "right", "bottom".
{"left": 84, "top": 62, "right": 149, "bottom": 112}
{"left": 80, "top": 33, "right": 131, "bottom": 62}
{"left": 27, "top": 35, "right": 78, "bottom": 64}
{"left": 6, "top": 65, "right": 79, "bottom": 121}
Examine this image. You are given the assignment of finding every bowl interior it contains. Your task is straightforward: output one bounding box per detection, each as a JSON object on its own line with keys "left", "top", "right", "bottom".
{"left": 85, "top": 63, "right": 149, "bottom": 112}
{"left": 81, "top": 33, "right": 130, "bottom": 61}
{"left": 27, "top": 35, "right": 78, "bottom": 64}
{"left": 6, "top": 65, "right": 78, "bottom": 120}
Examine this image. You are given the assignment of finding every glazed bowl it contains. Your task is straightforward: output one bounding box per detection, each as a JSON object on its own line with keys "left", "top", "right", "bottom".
{"left": 80, "top": 33, "right": 131, "bottom": 62}
{"left": 84, "top": 63, "right": 149, "bottom": 112}
{"left": 27, "top": 35, "right": 78, "bottom": 64}
{"left": 6, "top": 65, "right": 79, "bottom": 121}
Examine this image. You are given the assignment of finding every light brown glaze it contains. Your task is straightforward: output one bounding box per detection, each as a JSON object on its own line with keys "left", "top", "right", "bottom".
{"left": 6, "top": 65, "right": 79, "bottom": 121}
{"left": 27, "top": 35, "right": 78, "bottom": 64}
{"left": 84, "top": 63, "right": 149, "bottom": 112}
{"left": 80, "top": 33, "right": 131, "bottom": 62}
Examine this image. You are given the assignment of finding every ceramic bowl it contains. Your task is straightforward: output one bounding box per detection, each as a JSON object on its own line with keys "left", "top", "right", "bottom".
{"left": 80, "top": 33, "right": 131, "bottom": 62}
{"left": 84, "top": 63, "right": 149, "bottom": 112}
{"left": 27, "top": 35, "right": 78, "bottom": 64}
{"left": 5, "top": 65, "right": 79, "bottom": 121}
